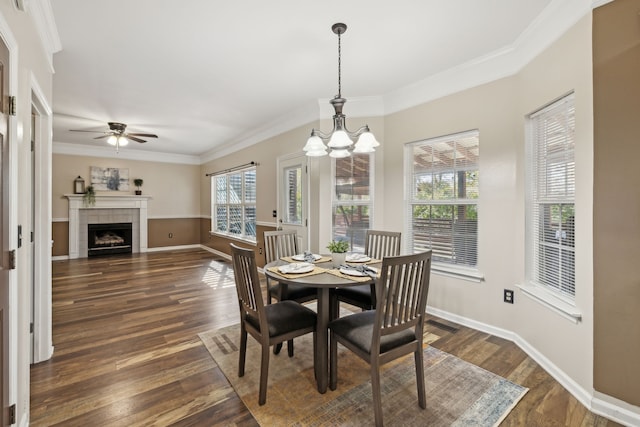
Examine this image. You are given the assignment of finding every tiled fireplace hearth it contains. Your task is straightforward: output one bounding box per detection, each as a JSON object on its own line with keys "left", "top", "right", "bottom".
{"left": 65, "top": 194, "right": 151, "bottom": 259}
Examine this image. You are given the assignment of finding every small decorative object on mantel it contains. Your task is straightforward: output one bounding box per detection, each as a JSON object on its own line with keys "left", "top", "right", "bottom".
{"left": 74, "top": 176, "right": 85, "bottom": 194}
{"left": 327, "top": 239, "right": 349, "bottom": 267}
{"left": 133, "top": 178, "right": 143, "bottom": 195}
{"left": 83, "top": 185, "right": 96, "bottom": 207}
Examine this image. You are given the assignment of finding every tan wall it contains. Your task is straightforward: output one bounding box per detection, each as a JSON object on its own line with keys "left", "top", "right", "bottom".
{"left": 52, "top": 222, "right": 69, "bottom": 257}
{"left": 148, "top": 218, "right": 201, "bottom": 248}
{"left": 53, "top": 154, "right": 201, "bottom": 219}
{"left": 593, "top": 0, "right": 640, "bottom": 406}
{"left": 200, "top": 218, "right": 275, "bottom": 267}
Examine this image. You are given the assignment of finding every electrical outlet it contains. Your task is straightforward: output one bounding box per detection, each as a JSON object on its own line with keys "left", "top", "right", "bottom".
{"left": 504, "top": 289, "right": 514, "bottom": 304}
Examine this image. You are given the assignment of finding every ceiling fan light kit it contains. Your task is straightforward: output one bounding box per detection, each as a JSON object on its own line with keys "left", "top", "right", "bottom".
{"left": 303, "top": 23, "right": 379, "bottom": 158}
{"left": 70, "top": 121, "right": 157, "bottom": 152}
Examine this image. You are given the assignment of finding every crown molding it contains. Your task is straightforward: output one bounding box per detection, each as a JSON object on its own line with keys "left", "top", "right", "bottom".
{"left": 384, "top": 0, "right": 591, "bottom": 115}
{"left": 53, "top": 141, "right": 201, "bottom": 165}
{"left": 203, "top": 0, "right": 592, "bottom": 162}
{"left": 28, "top": 0, "right": 61, "bottom": 73}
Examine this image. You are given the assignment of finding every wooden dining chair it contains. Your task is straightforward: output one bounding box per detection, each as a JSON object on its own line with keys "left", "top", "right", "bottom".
{"left": 329, "top": 250, "right": 432, "bottom": 427}
{"left": 335, "top": 230, "right": 401, "bottom": 310}
{"left": 230, "top": 243, "right": 317, "bottom": 406}
{"left": 264, "top": 230, "right": 317, "bottom": 305}
{"left": 264, "top": 230, "right": 318, "bottom": 355}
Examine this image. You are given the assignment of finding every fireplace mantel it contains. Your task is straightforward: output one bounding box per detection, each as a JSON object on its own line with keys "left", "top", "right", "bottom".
{"left": 65, "top": 194, "right": 152, "bottom": 259}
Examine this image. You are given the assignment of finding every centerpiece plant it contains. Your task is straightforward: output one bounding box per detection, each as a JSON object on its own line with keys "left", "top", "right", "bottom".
{"left": 327, "top": 239, "right": 349, "bottom": 267}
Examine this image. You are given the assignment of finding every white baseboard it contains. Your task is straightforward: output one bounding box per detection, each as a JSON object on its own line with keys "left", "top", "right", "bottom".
{"left": 426, "top": 305, "right": 640, "bottom": 427}
{"left": 51, "top": 255, "right": 69, "bottom": 261}
{"left": 146, "top": 244, "right": 201, "bottom": 252}
{"left": 199, "top": 244, "right": 231, "bottom": 261}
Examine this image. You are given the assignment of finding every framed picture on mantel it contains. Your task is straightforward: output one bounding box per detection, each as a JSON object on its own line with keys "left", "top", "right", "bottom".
{"left": 90, "top": 166, "right": 130, "bottom": 191}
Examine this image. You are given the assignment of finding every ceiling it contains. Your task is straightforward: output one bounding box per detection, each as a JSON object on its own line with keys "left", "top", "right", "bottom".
{"left": 49, "top": 0, "right": 562, "bottom": 163}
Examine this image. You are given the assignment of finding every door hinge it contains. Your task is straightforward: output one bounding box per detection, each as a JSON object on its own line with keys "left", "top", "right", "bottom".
{"left": 8, "top": 96, "right": 16, "bottom": 116}
{"left": 8, "top": 249, "right": 16, "bottom": 270}
{"left": 9, "top": 403, "right": 16, "bottom": 424}
{"left": 30, "top": 322, "right": 34, "bottom": 333}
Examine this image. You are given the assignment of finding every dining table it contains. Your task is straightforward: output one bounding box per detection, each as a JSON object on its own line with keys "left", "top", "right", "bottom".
{"left": 264, "top": 254, "right": 381, "bottom": 394}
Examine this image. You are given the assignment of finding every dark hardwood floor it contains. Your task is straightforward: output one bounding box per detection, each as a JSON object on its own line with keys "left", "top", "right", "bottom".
{"left": 31, "top": 249, "right": 619, "bottom": 426}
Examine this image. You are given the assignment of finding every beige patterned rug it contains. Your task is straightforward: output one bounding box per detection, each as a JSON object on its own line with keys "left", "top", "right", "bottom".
{"left": 199, "top": 322, "right": 528, "bottom": 426}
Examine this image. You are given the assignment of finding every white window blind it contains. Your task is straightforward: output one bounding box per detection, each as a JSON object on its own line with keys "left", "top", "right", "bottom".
{"left": 526, "top": 93, "right": 575, "bottom": 298}
{"left": 406, "top": 130, "right": 479, "bottom": 267}
{"left": 332, "top": 153, "right": 373, "bottom": 252}
{"left": 211, "top": 167, "right": 257, "bottom": 240}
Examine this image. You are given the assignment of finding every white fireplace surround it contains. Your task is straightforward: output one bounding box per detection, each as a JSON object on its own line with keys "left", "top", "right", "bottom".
{"left": 66, "top": 194, "right": 151, "bottom": 259}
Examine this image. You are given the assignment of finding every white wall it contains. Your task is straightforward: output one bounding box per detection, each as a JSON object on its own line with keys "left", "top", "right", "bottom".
{"left": 0, "top": 2, "right": 56, "bottom": 426}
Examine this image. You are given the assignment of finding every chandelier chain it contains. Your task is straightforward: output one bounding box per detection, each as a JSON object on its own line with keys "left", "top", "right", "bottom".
{"left": 337, "top": 30, "right": 341, "bottom": 98}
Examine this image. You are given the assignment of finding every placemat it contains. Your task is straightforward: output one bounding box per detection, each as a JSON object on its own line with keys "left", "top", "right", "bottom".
{"left": 266, "top": 266, "right": 327, "bottom": 279}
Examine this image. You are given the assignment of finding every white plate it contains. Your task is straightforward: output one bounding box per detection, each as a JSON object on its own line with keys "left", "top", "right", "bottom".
{"left": 340, "top": 266, "right": 377, "bottom": 277}
{"left": 278, "top": 262, "right": 314, "bottom": 274}
{"left": 346, "top": 254, "right": 371, "bottom": 263}
{"left": 291, "top": 253, "right": 322, "bottom": 261}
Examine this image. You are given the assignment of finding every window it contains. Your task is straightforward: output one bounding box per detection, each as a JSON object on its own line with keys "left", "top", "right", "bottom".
{"left": 406, "top": 130, "right": 479, "bottom": 267}
{"left": 332, "top": 154, "right": 373, "bottom": 252}
{"left": 526, "top": 94, "right": 575, "bottom": 298}
{"left": 211, "top": 167, "right": 256, "bottom": 241}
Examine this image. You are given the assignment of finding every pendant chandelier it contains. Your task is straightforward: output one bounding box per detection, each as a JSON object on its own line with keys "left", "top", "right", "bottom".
{"left": 303, "top": 23, "right": 379, "bottom": 158}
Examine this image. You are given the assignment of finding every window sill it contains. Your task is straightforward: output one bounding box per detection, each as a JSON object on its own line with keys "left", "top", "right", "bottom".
{"left": 518, "top": 283, "right": 582, "bottom": 323}
{"left": 432, "top": 263, "right": 484, "bottom": 283}
{"left": 209, "top": 231, "right": 256, "bottom": 245}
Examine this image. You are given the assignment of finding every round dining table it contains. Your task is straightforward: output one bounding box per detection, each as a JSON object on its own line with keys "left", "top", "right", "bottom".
{"left": 264, "top": 257, "right": 380, "bottom": 394}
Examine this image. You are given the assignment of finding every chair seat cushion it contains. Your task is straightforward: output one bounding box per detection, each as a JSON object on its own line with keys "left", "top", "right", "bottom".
{"left": 268, "top": 283, "right": 317, "bottom": 301}
{"left": 329, "top": 310, "right": 416, "bottom": 354}
{"left": 247, "top": 300, "right": 316, "bottom": 337}
{"left": 335, "top": 284, "right": 373, "bottom": 305}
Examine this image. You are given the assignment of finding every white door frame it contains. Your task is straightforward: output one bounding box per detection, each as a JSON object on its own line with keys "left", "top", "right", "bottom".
{"left": 30, "top": 74, "right": 54, "bottom": 363}
{"left": 276, "top": 152, "right": 309, "bottom": 251}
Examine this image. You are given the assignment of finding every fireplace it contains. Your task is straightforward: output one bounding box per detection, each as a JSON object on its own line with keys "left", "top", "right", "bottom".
{"left": 88, "top": 223, "right": 133, "bottom": 257}
{"left": 65, "top": 194, "right": 149, "bottom": 259}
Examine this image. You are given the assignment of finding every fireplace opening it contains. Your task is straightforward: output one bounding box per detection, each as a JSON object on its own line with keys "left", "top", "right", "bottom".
{"left": 88, "top": 223, "right": 133, "bottom": 257}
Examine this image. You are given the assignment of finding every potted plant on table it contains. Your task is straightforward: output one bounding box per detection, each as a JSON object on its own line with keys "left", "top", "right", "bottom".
{"left": 327, "top": 239, "right": 349, "bottom": 267}
{"left": 133, "top": 178, "right": 144, "bottom": 195}
{"left": 83, "top": 185, "right": 95, "bottom": 207}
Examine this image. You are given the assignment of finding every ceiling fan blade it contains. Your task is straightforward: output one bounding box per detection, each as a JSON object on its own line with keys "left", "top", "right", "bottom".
{"left": 94, "top": 134, "right": 112, "bottom": 140}
{"left": 126, "top": 133, "right": 158, "bottom": 138}
{"left": 126, "top": 135, "right": 147, "bottom": 143}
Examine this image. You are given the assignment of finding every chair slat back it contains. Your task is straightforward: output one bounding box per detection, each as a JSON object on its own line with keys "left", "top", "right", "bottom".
{"left": 230, "top": 243, "right": 264, "bottom": 321}
{"left": 365, "top": 230, "right": 401, "bottom": 260}
{"left": 264, "top": 230, "right": 300, "bottom": 263}
{"left": 375, "top": 251, "right": 432, "bottom": 337}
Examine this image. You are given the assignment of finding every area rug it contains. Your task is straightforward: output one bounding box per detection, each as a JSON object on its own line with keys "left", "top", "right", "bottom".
{"left": 199, "top": 324, "right": 527, "bottom": 426}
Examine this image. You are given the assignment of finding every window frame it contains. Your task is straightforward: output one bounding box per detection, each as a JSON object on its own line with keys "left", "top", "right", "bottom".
{"left": 524, "top": 92, "right": 577, "bottom": 309}
{"left": 331, "top": 153, "right": 374, "bottom": 253}
{"left": 404, "top": 129, "right": 482, "bottom": 282}
{"left": 210, "top": 166, "right": 257, "bottom": 243}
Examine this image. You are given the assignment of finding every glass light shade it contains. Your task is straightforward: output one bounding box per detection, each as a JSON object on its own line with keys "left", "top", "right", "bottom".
{"left": 356, "top": 131, "right": 379, "bottom": 148}
{"left": 353, "top": 142, "right": 375, "bottom": 153}
{"left": 303, "top": 135, "right": 326, "bottom": 152}
{"left": 118, "top": 136, "right": 129, "bottom": 146}
{"left": 306, "top": 148, "right": 328, "bottom": 157}
{"left": 329, "top": 148, "right": 350, "bottom": 158}
{"left": 107, "top": 135, "right": 117, "bottom": 145}
{"left": 327, "top": 130, "right": 352, "bottom": 148}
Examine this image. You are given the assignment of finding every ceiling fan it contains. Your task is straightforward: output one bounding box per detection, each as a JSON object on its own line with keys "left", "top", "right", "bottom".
{"left": 70, "top": 122, "right": 158, "bottom": 150}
